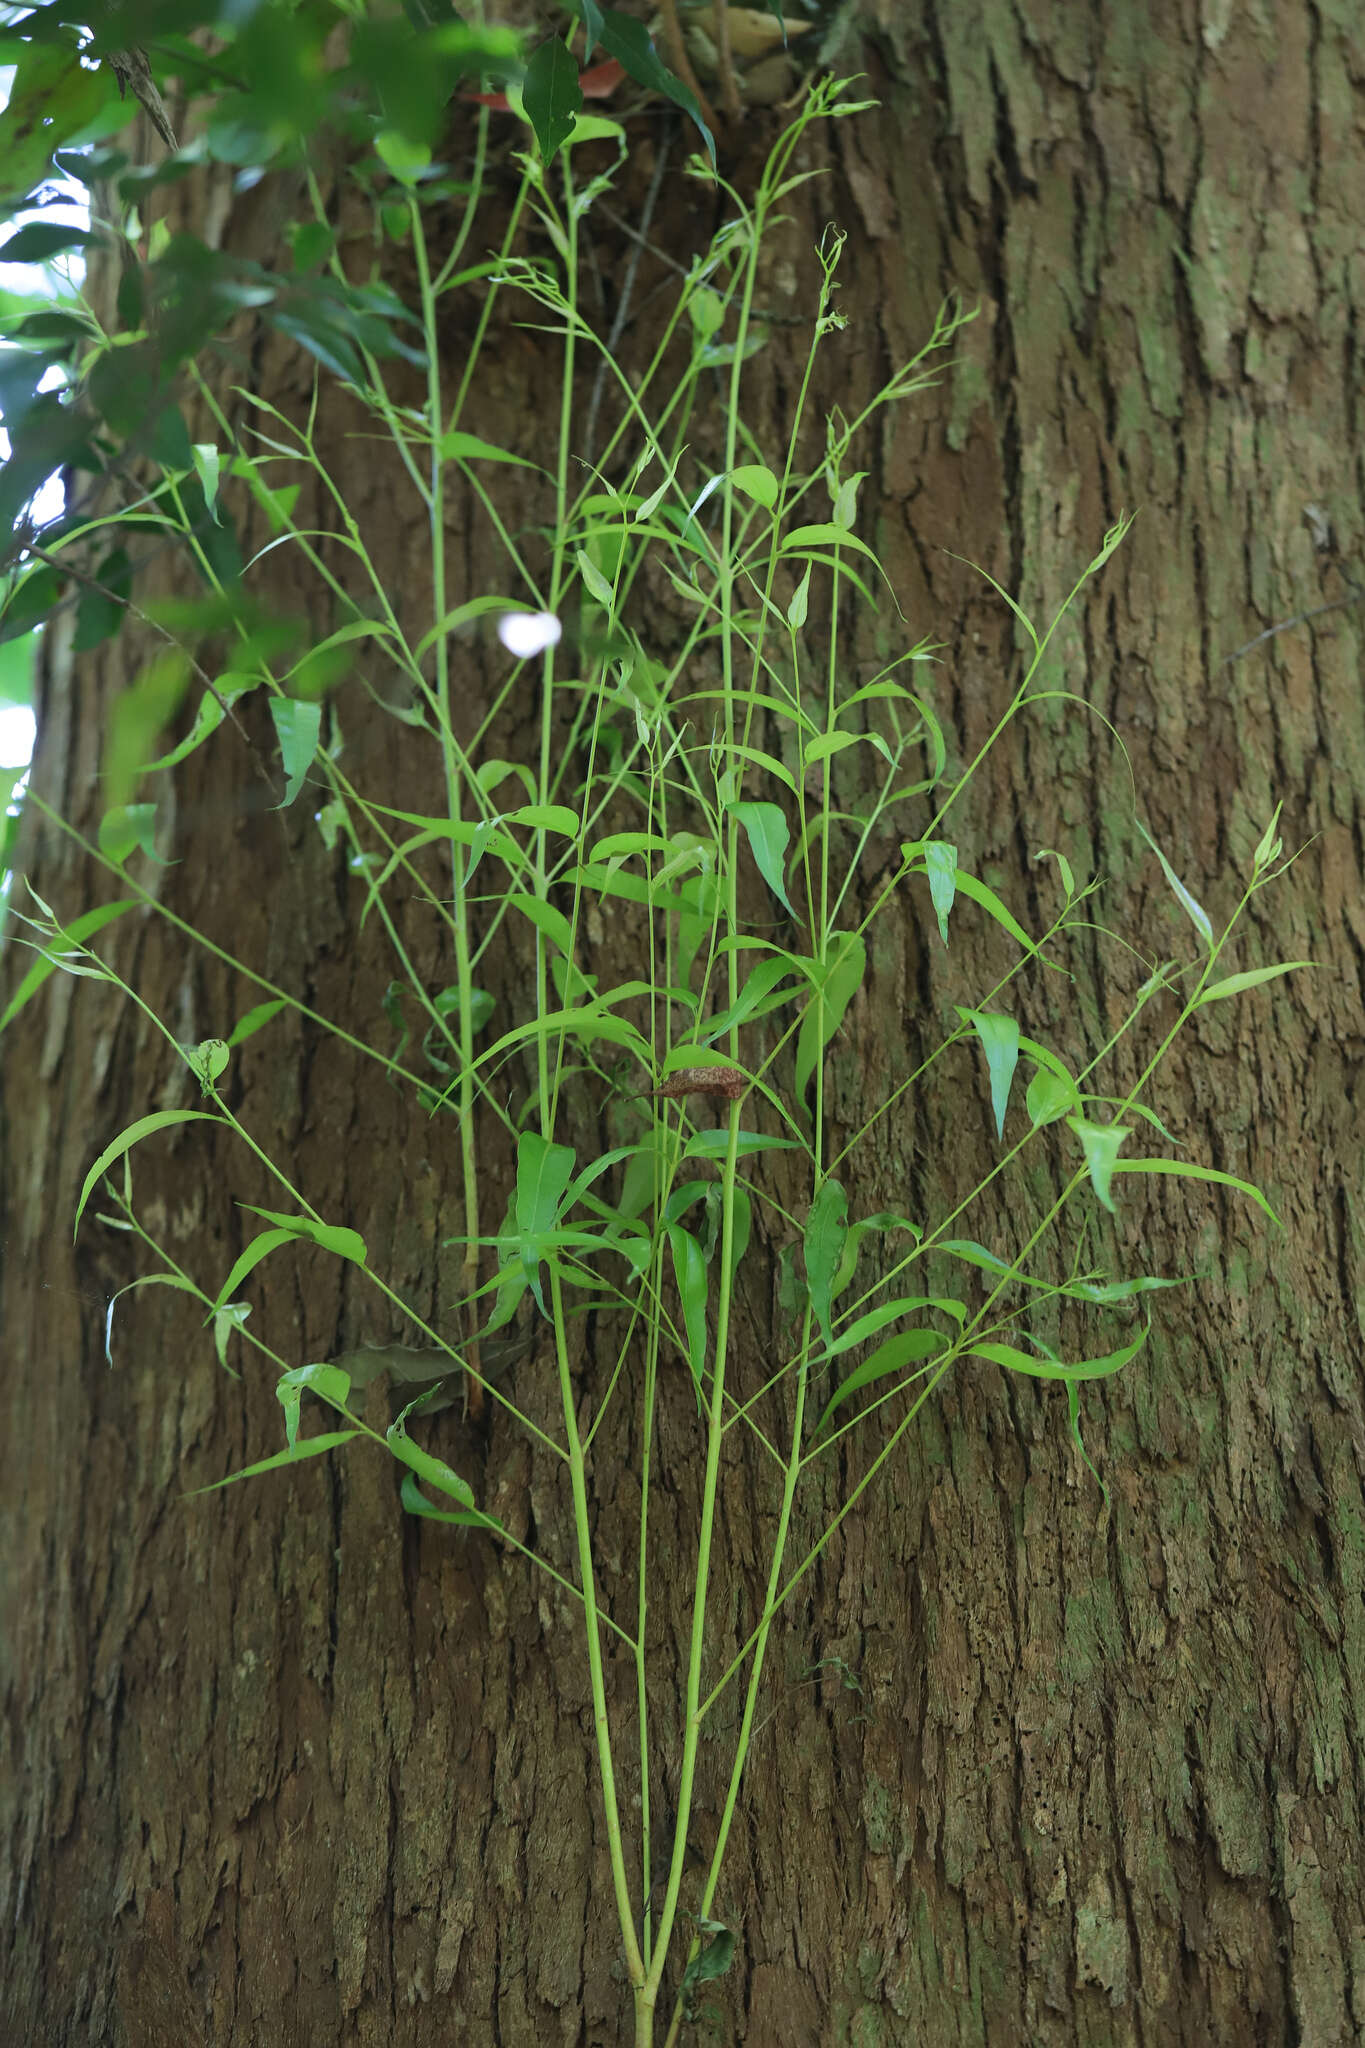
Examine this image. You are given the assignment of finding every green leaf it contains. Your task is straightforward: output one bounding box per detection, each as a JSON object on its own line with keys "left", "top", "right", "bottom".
{"left": 0, "top": 897, "right": 136, "bottom": 1032}
{"left": 952, "top": 868, "right": 1036, "bottom": 952}
{"left": 794, "top": 931, "right": 865, "bottom": 1100}
{"left": 701, "top": 955, "right": 805, "bottom": 1042}
{"left": 938, "top": 1237, "right": 1016, "bottom": 1278}
{"left": 141, "top": 678, "right": 247, "bottom": 773}
{"left": 726, "top": 1185, "right": 752, "bottom": 1295}
{"left": 800, "top": 732, "right": 857, "bottom": 772}
{"left": 386, "top": 1407, "right": 476, "bottom": 1507}
{"left": 562, "top": 2, "right": 714, "bottom": 162}
{"left": 831, "top": 471, "right": 864, "bottom": 530}
{"left": 507, "top": 804, "right": 581, "bottom": 837}
{"left": 1109, "top": 1157, "right": 1282, "bottom": 1227}
{"left": 482, "top": 1246, "right": 528, "bottom": 1338}
{"left": 0, "top": 37, "right": 105, "bottom": 200}
{"left": 1137, "top": 818, "right": 1213, "bottom": 950}
{"left": 828, "top": 1211, "right": 923, "bottom": 1301}
{"left": 1065, "top": 1381, "right": 1107, "bottom": 1500}
{"left": 185, "top": 1429, "right": 361, "bottom": 1495}
{"left": 821, "top": 1295, "right": 966, "bottom": 1360}
{"left": 722, "top": 743, "right": 796, "bottom": 795}
{"left": 236, "top": 1205, "right": 368, "bottom": 1265}
{"left": 507, "top": 891, "right": 575, "bottom": 954}
{"left": 227, "top": 997, "right": 287, "bottom": 1046}
{"left": 516, "top": 1131, "right": 576, "bottom": 1235}
{"left": 902, "top": 838, "right": 956, "bottom": 945}
{"left": 98, "top": 803, "right": 169, "bottom": 867}
{"left": 730, "top": 464, "right": 779, "bottom": 510}
{"left": 73, "top": 545, "right": 131, "bottom": 654}
{"left": 210, "top": 1228, "right": 295, "bottom": 1311}
{"left": 813, "top": 1328, "right": 947, "bottom": 1437}
{"left": 786, "top": 561, "right": 811, "bottom": 629}
{"left": 778, "top": 1240, "right": 806, "bottom": 1321}
{"left": 375, "top": 127, "right": 430, "bottom": 184}
{"left": 0, "top": 621, "right": 38, "bottom": 706}
{"left": 270, "top": 697, "right": 321, "bottom": 808}
{"left": 523, "top": 34, "right": 582, "bottom": 167}
{"left": 731, "top": 800, "right": 795, "bottom": 916}
{"left": 1252, "top": 803, "right": 1283, "bottom": 875}
{"left": 969, "top": 1323, "right": 1148, "bottom": 1385}
{"left": 576, "top": 546, "right": 615, "bottom": 608}
{"left": 1037, "top": 845, "right": 1075, "bottom": 900}
{"left": 668, "top": 1223, "right": 708, "bottom": 1404}
{"left": 515, "top": 1130, "right": 576, "bottom": 1314}
{"left": 1067, "top": 1116, "right": 1131, "bottom": 1213}
{"left": 75, "top": 1109, "right": 222, "bottom": 1239}
{"left": 780, "top": 522, "right": 884, "bottom": 568}
{"left": 681, "top": 1920, "right": 735, "bottom": 1993}
{"left": 957, "top": 1007, "right": 1020, "bottom": 1139}
{"left": 804, "top": 1178, "right": 848, "bottom": 1344}
{"left": 212, "top": 1301, "right": 250, "bottom": 1374}
{"left": 1060, "top": 1274, "right": 1188, "bottom": 1304}
{"left": 773, "top": 551, "right": 876, "bottom": 606}
{"left": 192, "top": 443, "right": 221, "bottom": 522}
{"left": 1194, "top": 961, "right": 1310, "bottom": 1007}
{"left": 103, "top": 1272, "right": 201, "bottom": 1367}
{"left": 437, "top": 428, "right": 533, "bottom": 466}
{"left": 277, "top": 1361, "right": 353, "bottom": 1451}
{"left": 183, "top": 1036, "right": 230, "bottom": 1093}
{"left": 399, "top": 1469, "right": 487, "bottom": 1528}
{"left": 682, "top": 1128, "right": 798, "bottom": 1160}
{"left": 1025, "top": 1065, "right": 1078, "bottom": 1128}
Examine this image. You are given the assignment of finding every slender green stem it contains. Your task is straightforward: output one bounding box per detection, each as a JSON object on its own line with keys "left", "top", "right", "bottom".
{"left": 522, "top": 137, "right": 645, "bottom": 2008}
{"left": 410, "top": 197, "right": 486, "bottom": 1361}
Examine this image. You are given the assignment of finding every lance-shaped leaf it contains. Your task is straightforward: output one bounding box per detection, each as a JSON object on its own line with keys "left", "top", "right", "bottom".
{"left": 1194, "top": 961, "right": 1310, "bottom": 1008}
{"left": 75, "top": 1109, "right": 224, "bottom": 1239}
{"left": 732, "top": 800, "right": 795, "bottom": 916}
{"left": 1067, "top": 1115, "right": 1131, "bottom": 1213}
{"left": 804, "top": 1179, "right": 848, "bottom": 1344}
{"left": 1109, "top": 1156, "right": 1282, "bottom": 1227}
{"left": 813, "top": 1328, "right": 948, "bottom": 1437}
{"left": 2, "top": 897, "right": 137, "bottom": 1032}
{"left": 269, "top": 697, "right": 321, "bottom": 809}
{"left": 386, "top": 1403, "right": 476, "bottom": 1509}
{"left": 186, "top": 1430, "right": 361, "bottom": 1495}
{"left": 957, "top": 1007, "right": 1020, "bottom": 1138}
{"left": 668, "top": 1223, "right": 708, "bottom": 1405}
{"left": 277, "top": 1361, "right": 353, "bottom": 1451}
{"left": 910, "top": 838, "right": 958, "bottom": 945}
{"left": 969, "top": 1324, "right": 1149, "bottom": 1384}
{"left": 523, "top": 34, "right": 582, "bottom": 167}
{"left": 515, "top": 1130, "right": 577, "bottom": 1314}
{"left": 794, "top": 930, "right": 865, "bottom": 1100}
{"left": 1137, "top": 818, "right": 1212, "bottom": 950}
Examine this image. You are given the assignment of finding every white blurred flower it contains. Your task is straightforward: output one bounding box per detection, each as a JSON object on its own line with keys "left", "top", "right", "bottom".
{"left": 497, "top": 611, "right": 562, "bottom": 659}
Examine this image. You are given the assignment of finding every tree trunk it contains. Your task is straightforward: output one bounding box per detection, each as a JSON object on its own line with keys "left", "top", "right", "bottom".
{"left": 4, "top": 6, "right": 1363, "bottom": 2044}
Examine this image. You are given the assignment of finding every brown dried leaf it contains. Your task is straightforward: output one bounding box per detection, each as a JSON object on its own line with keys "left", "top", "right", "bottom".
{"left": 654, "top": 1066, "right": 746, "bottom": 1102}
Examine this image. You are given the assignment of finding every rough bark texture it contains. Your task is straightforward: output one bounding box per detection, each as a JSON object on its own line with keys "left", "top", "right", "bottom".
{"left": 4, "top": 5, "right": 1364, "bottom": 2044}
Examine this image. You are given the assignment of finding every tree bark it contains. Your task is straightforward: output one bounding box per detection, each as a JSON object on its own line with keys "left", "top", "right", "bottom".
{"left": 4, "top": 5, "right": 1364, "bottom": 2044}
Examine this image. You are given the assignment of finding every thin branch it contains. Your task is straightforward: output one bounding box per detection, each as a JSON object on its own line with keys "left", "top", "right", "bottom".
{"left": 655, "top": 0, "right": 718, "bottom": 134}
{"left": 1223, "top": 585, "right": 1365, "bottom": 665}
{"left": 583, "top": 122, "right": 673, "bottom": 466}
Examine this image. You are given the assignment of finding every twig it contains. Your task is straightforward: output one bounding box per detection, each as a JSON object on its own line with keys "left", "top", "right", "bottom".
{"left": 590, "top": 199, "right": 692, "bottom": 280}
{"left": 1223, "top": 585, "right": 1365, "bottom": 665}
{"left": 713, "top": 0, "right": 744, "bottom": 120}
{"left": 106, "top": 48, "right": 177, "bottom": 151}
{"left": 655, "top": 0, "right": 718, "bottom": 135}
{"left": 583, "top": 122, "right": 674, "bottom": 467}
